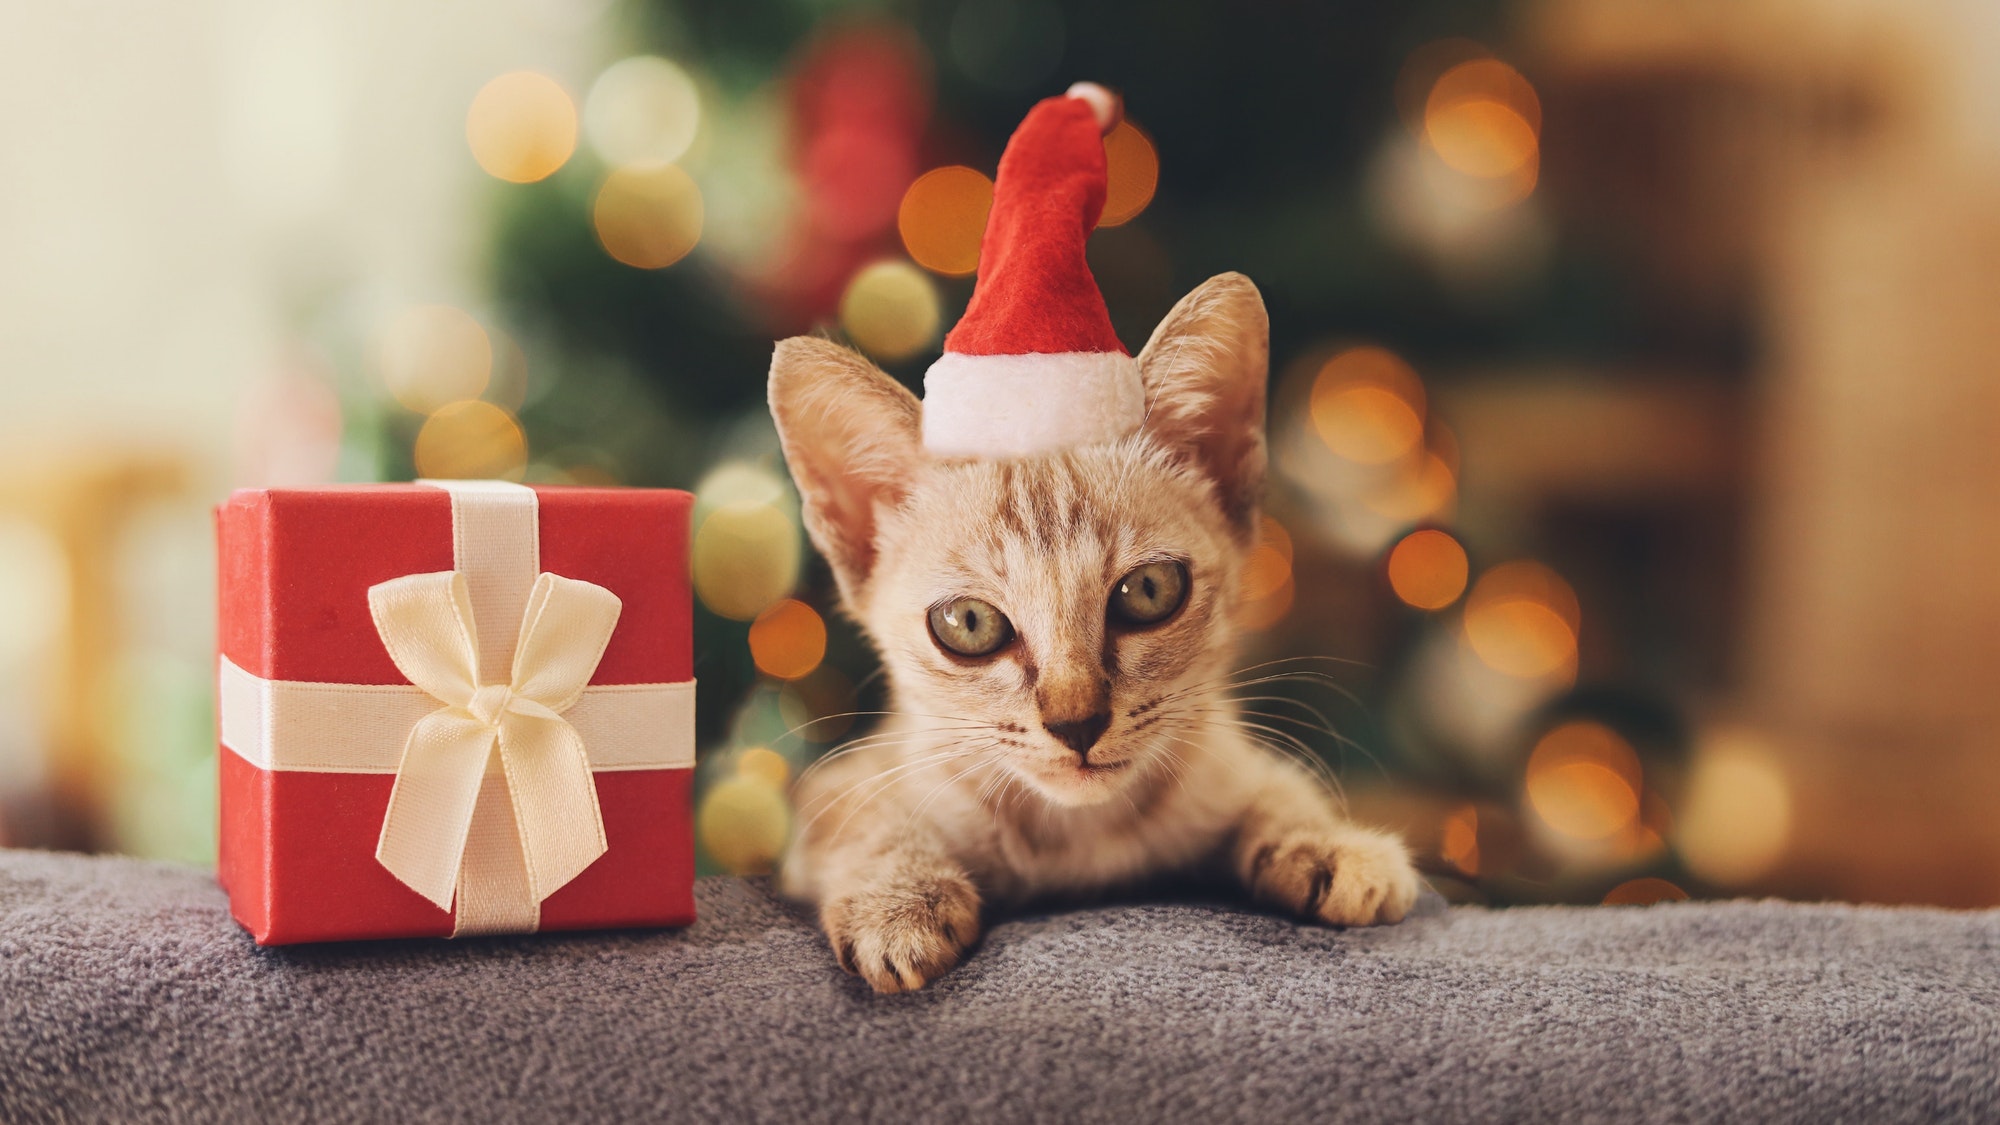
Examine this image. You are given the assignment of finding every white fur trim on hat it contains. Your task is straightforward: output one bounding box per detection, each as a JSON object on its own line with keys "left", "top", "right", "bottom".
{"left": 921, "top": 351, "right": 1145, "bottom": 458}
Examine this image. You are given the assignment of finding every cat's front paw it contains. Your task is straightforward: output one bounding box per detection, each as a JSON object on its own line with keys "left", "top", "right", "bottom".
{"left": 821, "top": 874, "right": 982, "bottom": 994}
{"left": 1243, "top": 827, "right": 1419, "bottom": 927}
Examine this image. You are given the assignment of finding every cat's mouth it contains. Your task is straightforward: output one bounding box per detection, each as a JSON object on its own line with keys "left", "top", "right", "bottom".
{"left": 1072, "top": 759, "right": 1131, "bottom": 778}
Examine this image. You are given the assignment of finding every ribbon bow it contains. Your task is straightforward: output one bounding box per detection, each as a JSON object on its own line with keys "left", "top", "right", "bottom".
{"left": 367, "top": 569, "right": 622, "bottom": 912}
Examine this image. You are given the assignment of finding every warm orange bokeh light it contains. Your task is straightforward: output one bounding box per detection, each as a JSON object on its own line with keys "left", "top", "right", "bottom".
{"left": 736, "top": 746, "right": 791, "bottom": 789}
{"left": 1395, "top": 38, "right": 1495, "bottom": 135}
{"left": 1388, "top": 529, "right": 1469, "bottom": 610}
{"left": 1101, "top": 120, "right": 1159, "bottom": 227}
{"left": 1238, "top": 516, "right": 1295, "bottom": 629}
{"left": 898, "top": 166, "right": 994, "bottom": 277}
{"left": 1310, "top": 346, "right": 1428, "bottom": 465}
{"left": 1525, "top": 720, "right": 1643, "bottom": 841}
{"left": 1441, "top": 803, "right": 1480, "bottom": 875}
{"left": 1424, "top": 58, "right": 1541, "bottom": 196}
{"left": 1602, "top": 877, "right": 1690, "bottom": 906}
{"left": 1462, "top": 560, "right": 1579, "bottom": 678}
{"left": 1365, "top": 451, "right": 1459, "bottom": 523}
{"left": 749, "top": 598, "right": 827, "bottom": 680}
{"left": 593, "top": 164, "right": 704, "bottom": 269}
{"left": 466, "top": 71, "right": 578, "bottom": 184}
{"left": 413, "top": 400, "right": 528, "bottom": 481}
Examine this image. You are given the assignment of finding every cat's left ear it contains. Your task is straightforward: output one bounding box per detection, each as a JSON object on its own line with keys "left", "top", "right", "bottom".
{"left": 1136, "top": 272, "right": 1270, "bottom": 536}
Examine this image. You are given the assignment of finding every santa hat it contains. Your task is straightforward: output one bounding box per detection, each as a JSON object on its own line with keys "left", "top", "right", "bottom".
{"left": 920, "top": 83, "right": 1143, "bottom": 459}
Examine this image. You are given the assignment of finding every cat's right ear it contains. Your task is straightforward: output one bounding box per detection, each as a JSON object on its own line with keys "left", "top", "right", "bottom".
{"left": 769, "top": 336, "right": 925, "bottom": 605}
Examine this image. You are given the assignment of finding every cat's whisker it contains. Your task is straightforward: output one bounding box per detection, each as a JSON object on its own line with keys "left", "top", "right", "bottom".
{"left": 806, "top": 740, "right": 1004, "bottom": 841}
{"left": 795, "top": 738, "right": 987, "bottom": 818}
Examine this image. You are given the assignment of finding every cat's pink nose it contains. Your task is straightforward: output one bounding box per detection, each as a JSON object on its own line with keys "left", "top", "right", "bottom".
{"left": 1045, "top": 712, "right": 1111, "bottom": 757}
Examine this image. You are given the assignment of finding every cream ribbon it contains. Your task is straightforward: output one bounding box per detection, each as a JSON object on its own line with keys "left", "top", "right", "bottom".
{"left": 367, "top": 568, "right": 621, "bottom": 914}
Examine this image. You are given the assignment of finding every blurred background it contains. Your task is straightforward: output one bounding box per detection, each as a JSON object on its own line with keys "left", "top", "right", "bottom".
{"left": 5, "top": 0, "right": 1999, "bottom": 908}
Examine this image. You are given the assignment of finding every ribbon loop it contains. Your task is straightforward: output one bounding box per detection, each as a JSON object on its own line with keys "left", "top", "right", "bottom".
{"left": 367, "top": 568, "right": 622, "bottom": 913}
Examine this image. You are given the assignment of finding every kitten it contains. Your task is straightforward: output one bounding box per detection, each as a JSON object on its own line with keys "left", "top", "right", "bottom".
{"left": 768, "top": 272, "right": 1419, "bottom": 993}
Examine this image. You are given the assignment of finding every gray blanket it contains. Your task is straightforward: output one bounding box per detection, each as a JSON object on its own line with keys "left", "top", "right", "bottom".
{"left": 3, "top": 848, "right": 1996, "bottom": 1123}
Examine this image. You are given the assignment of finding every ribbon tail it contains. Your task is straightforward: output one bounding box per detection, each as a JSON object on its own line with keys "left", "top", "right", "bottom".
{"left": 498, "top": 715, "right": 609, "bottom": 902}
{"left": 375, "top": 711, "right": 498, "bottom": 910}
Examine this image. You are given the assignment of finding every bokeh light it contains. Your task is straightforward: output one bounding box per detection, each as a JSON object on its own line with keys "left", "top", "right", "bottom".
{"left": 749, "top": 597, "right": 827, "bottom": 681}
{"left": 1679, "top": 728, "right": 1793, "bottom": 886}
{"left": 1388, "top": 528, "right": 1469, "bottom": 610}
{"left": 1100, "top": 119, "right": 1159, "bottom": 227}
{"left": 1462, "top": 561, "right": 1579, "bottom": 679}
{"left": 593, "top": 163, "right": 704, "bottom": 269}
{"left": 1238, "top": 515, "right": 1294, "bottom": 630}
{"left": 697, "top": 774, "right": 790, "bottom": 875}
{"left": 1424, "top": 58, "right": 1541, "bottom": 180}
{"left": 736, "top": 746, "right": 791, "bottom": 789}
{"left": 1440, "top": 803, "right": 1480, "bottom": 875}
{"left": 466, "top": 71, "right": 577, "bottom": 184}
{"left": 1602, "top": 877, "right": 1689, "bottom": 906}
{"left": 375, "top": 304, "right": 492, "bottom": 414}
{"left": 839, "top": 260, "right": 941, "bottom": 361}
{"left": 584, "top": 56, "right": 700, "bottom": 168}
{"left": 1363, "top": 450, "right": 1458, "bottom": 523}
{"left": 898, "top": 166, "right": 994, "bottom": 277}
{"left": 691, "top": 462, "right": 801, "bottom": 622}
{"left": 413, "top": 400, "right": 528, "bottom": 481}
{"left": 1310, "top": 346, "right": 1428, "bottom": 465}
{"left": 1395, "top": 38, "right": 1495, "bottom": 135}
{"left": 1525, "top": 720, "right": 1642, "bottom": 841}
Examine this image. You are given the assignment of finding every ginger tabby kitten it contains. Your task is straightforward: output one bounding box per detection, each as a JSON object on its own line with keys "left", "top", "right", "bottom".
{"left": 769, "top": 272, "right": 1419, "bottom": 993}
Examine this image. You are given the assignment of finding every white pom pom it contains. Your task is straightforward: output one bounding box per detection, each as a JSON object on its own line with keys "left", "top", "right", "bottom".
{"left": 1065, "top": 82, "right": 1122, "bottom": 134}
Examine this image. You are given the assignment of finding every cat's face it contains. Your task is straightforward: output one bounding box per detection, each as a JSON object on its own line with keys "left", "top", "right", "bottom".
{"left": 864, "top": 443, "right": 1243, "bottom": 805}
{"left": 771, "top": 273, "right": 1270, "bottom": 808}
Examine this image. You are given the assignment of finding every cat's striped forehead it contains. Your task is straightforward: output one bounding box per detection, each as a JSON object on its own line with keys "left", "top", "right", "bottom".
{"left": 882, "top": 437, "right": 1230, "bottom": 611}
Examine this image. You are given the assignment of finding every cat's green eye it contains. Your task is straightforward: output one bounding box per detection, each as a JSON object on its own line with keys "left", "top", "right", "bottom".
{"left": 928, "top": 597, "right": 1014, "bottom": 658}
{"left": 1110, "top": 560, "right": 1190, "bottom": 627}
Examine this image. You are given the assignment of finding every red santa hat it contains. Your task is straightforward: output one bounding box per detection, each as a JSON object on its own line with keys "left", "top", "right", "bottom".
{"left": 920, "top": 82, "right": 1144, "bottom": 459}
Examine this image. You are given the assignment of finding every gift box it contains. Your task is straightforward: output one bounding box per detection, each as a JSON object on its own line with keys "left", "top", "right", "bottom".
{"left": 215, "top": 480, "right": 696, "bottom": 944}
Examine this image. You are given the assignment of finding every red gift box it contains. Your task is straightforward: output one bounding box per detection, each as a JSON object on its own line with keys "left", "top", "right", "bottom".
{"left": 215, "top": 481, "right": 696, "bottom": 944}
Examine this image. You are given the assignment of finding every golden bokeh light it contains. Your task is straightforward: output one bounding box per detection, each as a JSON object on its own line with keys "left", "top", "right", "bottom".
{"left": 898, "top": 166, "right": 994, "bottom": 277}
{"left": 593, "top": 163, "right": 704, "bottom": 269}
{"left": 375, "top": 305, "right": 493, "bottom": 414}
{"left": 1602, "top": 877, "right": 1689, "bottom": 906}
{"left": 692, "top": 502, "right": 799, "bottom": 621}
{"left": 584, "top": 56, "right": 701, "bottom": 168}
{"left": 1678, "top": 729, "right": 1793, "bottom": 886}
{"left": 1101, "top": 120, "right": 1159, "bottom": 227}
{"left": 736, "top": 746, "right": 791, "bottom": 789}
{"left": 466, "top": 71, "right": 578, "bottom": 184}
{"left": 1441, "top": 803, "right": 1480, "bottom": 875}
{"left": 1388, "top": 528, "right": 1469, "bottom": 610}
{"left": 691, "top": 461, "right": 801, "bottom": 622}
{"left": 749, "top": 597, "right": 827, "bottom": 681}
{"left": 697, "top": 774, "right": 790, "bottom": 875}
{"left": 1525, "top": 720, "right": 1642, "bottom": 841}
{"left": 839, "top": 260, "right": 942, "bottom": 362}
{"left": 413, "top": 400, "right": 527, "bottom": 481}
{"left": 1310, "top": 346, "right": 1428, "bottom": 465}
{"left": 1424, "top": 58, "right": 1541, "bottom": 180}
{"left": 1462, "top": 560, "right": 1579, "bottom": 679}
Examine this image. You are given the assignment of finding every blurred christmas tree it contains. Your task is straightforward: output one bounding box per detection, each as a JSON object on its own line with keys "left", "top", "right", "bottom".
{"left": 360, "top": 0, "right": 1742, "bottom": 903}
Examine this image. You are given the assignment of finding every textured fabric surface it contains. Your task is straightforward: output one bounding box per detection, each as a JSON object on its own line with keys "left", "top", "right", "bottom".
{"left": 4, "top": 848, "right": 1997, "bottom": 1124}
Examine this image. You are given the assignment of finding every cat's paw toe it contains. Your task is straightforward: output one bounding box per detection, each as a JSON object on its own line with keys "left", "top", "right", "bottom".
{"left": 822, "top": 875, "right": 981, "bottom": 994}
{"left": 1247, "top": 829, "right": 1419, "bottom": 927}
